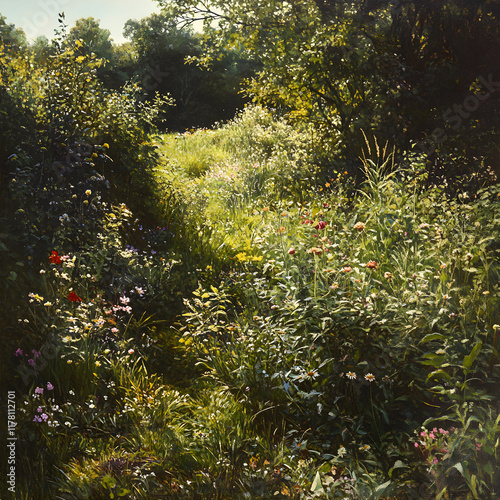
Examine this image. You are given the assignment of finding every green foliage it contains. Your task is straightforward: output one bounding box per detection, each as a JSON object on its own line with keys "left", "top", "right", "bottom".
{"left": 1, "top": 10, "right": 500, "bottom": 498}
{"left": 122, "top": 11, "right": 255, "bottom": 130}
{"left": 158, "top": 0, "right": 500, "bottom": 186}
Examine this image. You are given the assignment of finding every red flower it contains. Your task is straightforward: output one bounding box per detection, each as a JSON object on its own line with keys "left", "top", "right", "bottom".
{"left": 315, "top": 221, "right": 327, "bottom": 230}
{"left": 67, "top": 291, "right": 82, "bottom": 302}
{"left": 288, "top": 247, "right": 296, "bottom": 255}
{"left": 49, "top": 251, "right": 62, "bottom": 265}
{"left": 367, "top": 261, "right": 378, "bottom": 269}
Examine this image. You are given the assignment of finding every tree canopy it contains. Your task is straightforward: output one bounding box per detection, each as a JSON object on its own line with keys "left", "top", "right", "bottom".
{"left": 155, "top": 0, "right": 500, "bottom": 175}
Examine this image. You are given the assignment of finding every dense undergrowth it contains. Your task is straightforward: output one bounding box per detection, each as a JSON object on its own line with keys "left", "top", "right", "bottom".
{"left": 1, "top": 33, "right": 500, "bottom": 500}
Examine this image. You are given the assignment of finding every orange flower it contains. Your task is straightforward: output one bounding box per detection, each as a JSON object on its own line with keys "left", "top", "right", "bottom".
{"left": 367, "top": 261, "right": 378, "bottom": 269}
{"left": 49, "top": 251, "right": 62, "bottom": 265}
{"left": 68, "top": 291, "right": 82, "bottom": 302}
{"left": 310, "top": 247, "right": 323, "bottom": 255}
{"left": 342, "top": 266, "right": 352, "bottom": 272}
{"left": 353, "top": 221, "right": 365, "bottom": 232}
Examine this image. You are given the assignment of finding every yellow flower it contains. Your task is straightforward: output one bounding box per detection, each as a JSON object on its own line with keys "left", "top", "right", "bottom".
{"left": 85, "top": 190, "right": 92, "bottom": 196}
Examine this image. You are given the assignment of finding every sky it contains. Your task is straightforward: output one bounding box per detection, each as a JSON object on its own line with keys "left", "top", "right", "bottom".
{"left": 1, "top": 0, "right": 161, "bottom": 44}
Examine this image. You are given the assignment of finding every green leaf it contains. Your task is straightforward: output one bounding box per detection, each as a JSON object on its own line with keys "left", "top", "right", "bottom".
{"left": 463, "top": 341, "right": 482, "bottom": 370}
{"left": 426, "top": 369, "right": 452, "bottom": 382}
{"left": 470, "top": 474, "right": 479, "bottom": 499}
{"left": 419, "top": 333, "right": 446, "bottom": 344}
{"left": 374, "top": 480, "right": 391, "bottom": 499}
{"left": 101, "top": 474, "right": 116, "bottom": 489}
{"left": 310, "top": 471, "right": 324, "bottom": 493}
{"left": 420, "top": 355, "right": 447, "bottom": 367}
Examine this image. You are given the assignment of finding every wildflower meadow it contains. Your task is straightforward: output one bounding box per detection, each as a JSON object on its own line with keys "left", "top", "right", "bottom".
{"left": 1, "top": 3, "right": 500, "bottom": 499}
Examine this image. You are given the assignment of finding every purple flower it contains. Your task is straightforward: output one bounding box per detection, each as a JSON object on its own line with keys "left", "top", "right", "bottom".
{"left": 28, "top": 359, "right": 35, "bottom": 366}
{"left": 37, "top": 406, "right": 43, "bottom": 413}
{"left": 33, "top": 416, "right": 42, "bottom": 423}
{"left": 15, "top": 348, "right": 23, "bottom": 356}
{"left": 41, "top": 413, "right": 48, "bottom": 421}
{"left": 46, "top": 382, "right": 54, "bottom": 390}
{"left": 34, "top": 387, "right": 44, "bottom": 395}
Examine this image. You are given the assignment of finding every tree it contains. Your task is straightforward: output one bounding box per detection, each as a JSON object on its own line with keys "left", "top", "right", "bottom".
{"left": 155, "top": 0, "right": 500, "bottom": 184}
{"left": 0, "top": 14, "right": 27, "bottom": 52}
{"left": 156, "top": 0, "right": 392, "bottom": 153}
{"left": 66, "top": 17, "right": 114, "bottom": 60}
{"left": 124, "top": 12, "right": 253, "bottom": 129}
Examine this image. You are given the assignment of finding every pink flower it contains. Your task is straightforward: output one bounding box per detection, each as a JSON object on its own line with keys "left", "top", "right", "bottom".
{"left": 46, "top": 382, "right": 54, "bottom": 390}
{"left": 476, "top": 443, "right": 482, "bottom": 451}
{"left": 414, "top": 442, "right": 419, "bottom": 448}
{"left": 28, "top": 359, "right": 35, "bottom": 366}
{"left": 433, "top": 457, "right": 438, "bottom": 464}
{"left": 34, "top": 387, "right": 44, "bottom": 395}
{"left": 429, "top": 433, "right": 435, "bottom": 440}
{"left": 15, "top": 348, "right": 23, "bottom": 356}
